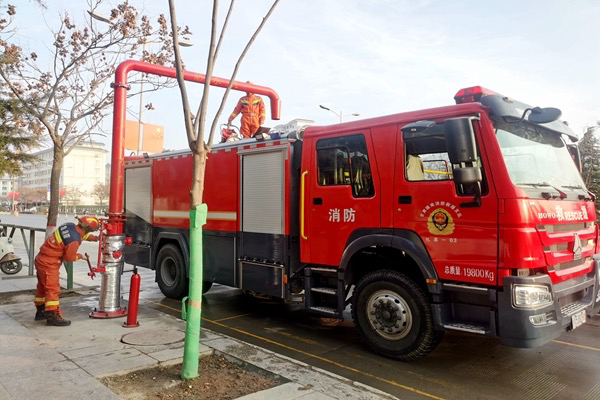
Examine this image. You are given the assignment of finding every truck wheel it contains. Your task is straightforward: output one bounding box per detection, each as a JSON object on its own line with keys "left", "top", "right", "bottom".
{"left": 351, "top": 270, "right": 443, "bottom": 361}
{"left": 156, "top": 244, "right": 188, "bottom": 299}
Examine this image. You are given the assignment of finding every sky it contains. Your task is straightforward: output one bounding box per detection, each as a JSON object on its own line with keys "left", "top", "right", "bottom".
{"left": 10, "top": 0, "right": 600, "bottom": 154}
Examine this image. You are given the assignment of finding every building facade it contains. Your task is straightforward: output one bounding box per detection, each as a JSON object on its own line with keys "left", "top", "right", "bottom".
{"left": 0, "top": 174, "right": 16, "bottom": 200}
{"left": 20, "top": 142, "right": 107, "bottom": 206}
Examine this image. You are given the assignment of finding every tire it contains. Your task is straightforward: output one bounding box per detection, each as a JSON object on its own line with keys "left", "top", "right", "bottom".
{"left": 1, "top": 259, "right": 22, "bottom": 275}
{"left": 351, "top": 270, "right": 444, "bottom": 361}
{"left": 156, "top": 244, "right": 188, "bottom": 299}
{"left": 202, "top": 281, "right": 213, "bottom": 294}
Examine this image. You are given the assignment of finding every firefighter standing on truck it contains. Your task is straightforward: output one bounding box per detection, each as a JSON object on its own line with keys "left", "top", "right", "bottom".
{"left": 34, "top": 216, "right": 99, "bottom": 326}
{"left": 228, "top": 81, "right": 265, "bottom": 138}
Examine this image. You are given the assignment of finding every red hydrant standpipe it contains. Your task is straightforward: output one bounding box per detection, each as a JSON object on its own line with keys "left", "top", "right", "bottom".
{"left": 94, "top": 59, "right": 281, "bottom": 321}
{"left": 123, "top": 266, "right": 141, "bottom": 328}
{"left": 90, "top": 218, "right": 127, "bottom": 319}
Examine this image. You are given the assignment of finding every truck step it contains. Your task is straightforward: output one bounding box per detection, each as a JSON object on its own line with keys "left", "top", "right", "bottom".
{"left": 308, "top": 306, "right": 340, "bottom": 316}
{"left": 311, "top": 287, "right": 337, "bottom": 295}
{"left": 309, "top": 267, "right": 338, "bottom": 274}
{"left": 443, "top": 322, "right": 487, "bottom": 334}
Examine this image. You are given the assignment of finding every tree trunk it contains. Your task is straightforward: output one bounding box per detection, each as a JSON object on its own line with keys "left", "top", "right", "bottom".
{"left": 46, "top": 144, "right": 64, "bottom": 237}
{"left": 181, "top": 147, "right": 209, "bottom": 380}
{"left": 190, "top": 150, "right": 208, "bottom": 206}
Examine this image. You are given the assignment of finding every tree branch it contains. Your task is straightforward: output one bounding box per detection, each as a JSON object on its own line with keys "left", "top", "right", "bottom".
{"left": 193, "top": 0, "right": 219, "bottom": 147}
{"left": 207, "top": 0, "right": 280, "bottom": 146}
{"left": 167, "top": 0, "right": 196, "bottom": 147}
{"left": 213, "top": 0, "right": 235, "bottom": 68}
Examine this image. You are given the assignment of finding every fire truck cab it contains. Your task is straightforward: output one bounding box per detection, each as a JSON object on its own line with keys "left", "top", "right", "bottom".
{"left": 124, "top": 86, "right": 600, "bottom": 360}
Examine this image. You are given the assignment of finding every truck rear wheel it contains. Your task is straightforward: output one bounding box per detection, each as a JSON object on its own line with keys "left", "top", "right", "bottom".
{"left": 351, "top": 270, "right": 443, "bottom": 361}
{"left": 156, "top": 244, "right": 188, "bottom": 299}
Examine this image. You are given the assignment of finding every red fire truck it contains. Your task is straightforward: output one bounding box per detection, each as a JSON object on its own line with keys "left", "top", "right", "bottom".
{"left": 124, "top": 86, "right": 600, "bottom": 360}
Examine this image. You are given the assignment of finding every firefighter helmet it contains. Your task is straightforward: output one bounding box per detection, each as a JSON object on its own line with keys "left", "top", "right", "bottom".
{"left": 77, "top": 216, "right": 100, "bottom": 231}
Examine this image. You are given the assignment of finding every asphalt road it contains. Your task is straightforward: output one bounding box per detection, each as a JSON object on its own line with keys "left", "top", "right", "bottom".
{"left": 3, "top": 214, "right": 600, "bottom": 399}
{"left": 146, "top": 284, "right": 600, "bottom": 400}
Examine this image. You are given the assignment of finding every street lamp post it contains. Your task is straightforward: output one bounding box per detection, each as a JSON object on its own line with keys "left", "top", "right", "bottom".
{"left": 319, "top": 105, "right": 359, "bottom": 123}
{"left": 88, "top": 10, "right": 193, "bottom": 155}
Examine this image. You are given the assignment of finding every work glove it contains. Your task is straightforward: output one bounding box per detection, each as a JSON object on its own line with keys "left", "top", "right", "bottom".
{"left": 76, "top": 253, "right": 83, "bottom": 261}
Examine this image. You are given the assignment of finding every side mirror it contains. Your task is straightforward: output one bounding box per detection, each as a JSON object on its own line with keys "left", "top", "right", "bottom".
{"left": 444, "top": 117, "right": 482, "bottom": 207}
{"left": 454, "top": 167, "right": 482, "bottom": 185}
{"left": 445, "top": 118, "right": 478, "bottom": 164}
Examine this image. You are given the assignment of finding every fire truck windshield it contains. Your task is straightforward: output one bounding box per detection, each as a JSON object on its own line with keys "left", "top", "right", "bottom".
{"left": 493, "top": 120, "right": 586, "bottom": 193}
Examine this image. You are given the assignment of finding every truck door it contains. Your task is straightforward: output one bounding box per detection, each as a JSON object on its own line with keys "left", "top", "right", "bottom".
{"left": 302, "top": 132, "right": 380, "bottom": 266}
{"left": 394, "top": 119, "right": 498, "bottom": 285}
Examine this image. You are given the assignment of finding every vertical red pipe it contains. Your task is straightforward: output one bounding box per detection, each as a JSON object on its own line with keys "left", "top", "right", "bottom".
{"left": 107, "top": 60, "right": 281, "bottom": 236}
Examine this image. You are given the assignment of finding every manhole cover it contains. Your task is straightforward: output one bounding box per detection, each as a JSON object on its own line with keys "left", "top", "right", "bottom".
{"left": 121, "top": 329, "right": 185, "bottom": 346}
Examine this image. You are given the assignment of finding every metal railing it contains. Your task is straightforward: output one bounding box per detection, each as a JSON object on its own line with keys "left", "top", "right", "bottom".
{"left": 0, "top": 223, "right": 44, "bottom": 276}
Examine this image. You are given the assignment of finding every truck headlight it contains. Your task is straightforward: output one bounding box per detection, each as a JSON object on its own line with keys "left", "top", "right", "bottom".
{"left": 513, "top": 285, "right": 553, "bottom": 308}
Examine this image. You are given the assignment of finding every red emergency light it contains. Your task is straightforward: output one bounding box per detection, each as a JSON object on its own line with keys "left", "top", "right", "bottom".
{"left": 454, "top": 86, "right": 498, "bottom": 104}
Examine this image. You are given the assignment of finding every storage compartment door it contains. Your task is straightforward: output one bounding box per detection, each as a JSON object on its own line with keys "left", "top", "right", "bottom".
{"left": 125, "top": 167, "right": 152, "bottom": 243}
{"left": 242, "top": 151, "right": 284, "bottom": 234}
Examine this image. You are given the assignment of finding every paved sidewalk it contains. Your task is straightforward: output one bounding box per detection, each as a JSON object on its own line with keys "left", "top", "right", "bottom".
{"left": 0, "top": 292, "right": 395, "bottom": 400}
{"left": 0, "top": 221, "right": 395, "bottom": 399}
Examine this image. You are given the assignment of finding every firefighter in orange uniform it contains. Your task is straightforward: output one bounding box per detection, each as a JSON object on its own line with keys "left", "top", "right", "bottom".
{"left": 34, "top": 216, "right": 100, "bottom": 326}
{"left": 228, "top": 82, "right": 266, "bottom": 138}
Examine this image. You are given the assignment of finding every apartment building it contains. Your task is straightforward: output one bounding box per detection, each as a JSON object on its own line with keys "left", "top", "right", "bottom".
{"left": 20, "top": 142, "right": 107, "bottom": 205}
{"left": 0, "top": 174, "right": 16, "bottom": 200}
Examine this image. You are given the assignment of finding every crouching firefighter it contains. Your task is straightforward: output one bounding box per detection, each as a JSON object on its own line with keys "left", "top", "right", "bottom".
{"left": 34, "top": 216, "right": 99, "bottom": 326}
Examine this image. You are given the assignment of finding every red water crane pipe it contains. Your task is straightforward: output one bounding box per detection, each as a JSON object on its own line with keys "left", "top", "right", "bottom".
{"left": 107, "top": 60, "right": 281, "bottom": 234}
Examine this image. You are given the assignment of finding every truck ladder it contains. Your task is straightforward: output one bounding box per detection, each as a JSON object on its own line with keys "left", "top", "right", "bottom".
{"left": 304, "top": 267, "right": 345, "bottom": 318}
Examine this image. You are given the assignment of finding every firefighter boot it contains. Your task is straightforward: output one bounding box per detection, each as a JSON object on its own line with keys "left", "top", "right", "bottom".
{"left": 34, "top": 305, "right": 46, "bottom": 321}
{"left": 46, "top": 311, "right": 71, "bottom": 327}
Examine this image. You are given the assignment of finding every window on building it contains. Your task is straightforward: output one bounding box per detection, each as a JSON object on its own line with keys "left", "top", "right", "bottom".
{"left": 316, "top": 134, "right": 374, "bottom": 198}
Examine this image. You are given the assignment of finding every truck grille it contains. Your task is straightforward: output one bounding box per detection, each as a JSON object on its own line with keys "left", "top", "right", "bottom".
{"left": 552, "top": 257, "right": 591, "bottom": 272}
{"left": 538, "top": 222, "right": 596, "bottom": 278}
{"left": 539, "top": 222, "right": 589, "bottom": 233}
{"left": 545, "top": 240, "right": 590, "bottom": 252}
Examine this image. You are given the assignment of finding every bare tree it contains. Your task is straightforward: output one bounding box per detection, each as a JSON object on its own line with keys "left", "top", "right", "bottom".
{"left": 19, "top": 187, "right": 46, "bottom": 204}
{"left": 167, "top": 0, "right": 280, "bottom": 380}
{"left": 63, "top": 185, "right": 83, "bottom": 212}
{"left": 91, "top": 182, "right": 109, "bottom": 206}
{"left": 0, "top": 1, "right": 189, "bottom": 234}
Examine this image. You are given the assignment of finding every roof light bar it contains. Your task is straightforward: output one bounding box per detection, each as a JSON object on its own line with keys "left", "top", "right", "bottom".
{"left": 454, "top": 86, "right": 499, "bottom": 104}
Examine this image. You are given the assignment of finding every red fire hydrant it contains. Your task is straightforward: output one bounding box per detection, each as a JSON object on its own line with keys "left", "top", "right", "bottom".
{"left": 123, "top": 266, "right": 141, "bottom": 328}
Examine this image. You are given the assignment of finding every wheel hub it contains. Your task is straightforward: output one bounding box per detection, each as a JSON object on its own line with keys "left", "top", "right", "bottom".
{"left": 366, "top": 290, "right": 412, "bottom": 340}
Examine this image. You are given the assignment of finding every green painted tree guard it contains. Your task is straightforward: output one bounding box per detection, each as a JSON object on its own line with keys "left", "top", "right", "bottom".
{"left": 182, "top": 204, "right": 207, "bottom": 380}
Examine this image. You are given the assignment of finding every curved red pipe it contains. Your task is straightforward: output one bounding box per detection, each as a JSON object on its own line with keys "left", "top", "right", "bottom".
{"left": 107, "top": 60, "right": 281, "bottom": 232}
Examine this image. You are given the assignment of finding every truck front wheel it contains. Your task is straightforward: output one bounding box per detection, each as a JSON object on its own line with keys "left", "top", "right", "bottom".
{"left": 156, "top": 244, "right": 188, "bottom": 299}
{"left": 351, "top": 270, "right": 443, "bottom": 361}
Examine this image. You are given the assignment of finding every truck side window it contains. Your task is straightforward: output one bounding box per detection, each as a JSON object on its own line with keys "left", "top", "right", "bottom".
{"left": 403, "top": 120, "right": 487, "bottom": 195}
{"left": 405, "top": 138, "right": 452, "bottom": 182}
{"left": 316, "top": 134, "right": 374, "bottom": 198}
